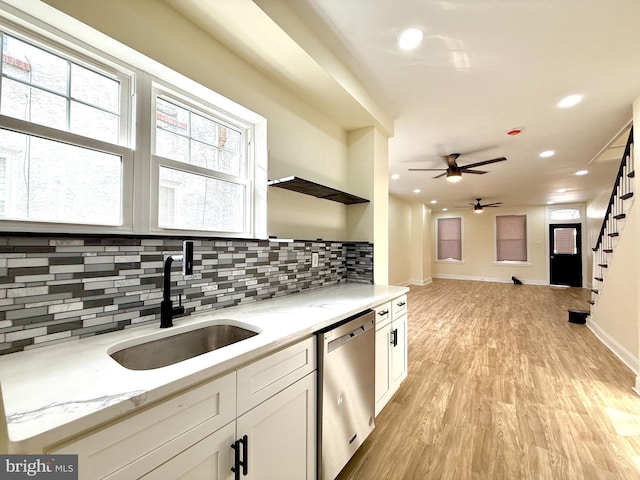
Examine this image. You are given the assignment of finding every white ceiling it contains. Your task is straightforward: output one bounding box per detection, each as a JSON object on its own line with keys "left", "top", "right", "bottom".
{"left": 169, "top": 0, "right": 640, "bottom": 211}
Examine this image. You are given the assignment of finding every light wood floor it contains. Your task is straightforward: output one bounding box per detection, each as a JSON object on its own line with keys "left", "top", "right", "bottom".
{"left": 337, "top": 279, "right": 640, "bottom": 480}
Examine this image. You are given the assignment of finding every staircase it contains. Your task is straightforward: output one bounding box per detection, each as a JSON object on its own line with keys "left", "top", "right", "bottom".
{"left": 590, "top": 127, "right": 635, "bottom": 307}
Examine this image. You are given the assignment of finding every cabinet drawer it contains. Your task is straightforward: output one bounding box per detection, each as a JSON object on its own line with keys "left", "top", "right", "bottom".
{"left": 237, "top": 336, "right": 316, "bottom": 416}
{"left": 373, "top": 301, "right": 391, "bottom": 327}
{"left": 48, "top": 372, "right": 236, "bottom": 480}
{"left": 391, "top": 295, "right": 407, "bottom": 318}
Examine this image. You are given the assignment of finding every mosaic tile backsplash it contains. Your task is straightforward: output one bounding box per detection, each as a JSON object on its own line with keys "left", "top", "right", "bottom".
{"left": 0, "top": 236, "right": 373, "bottom": 355}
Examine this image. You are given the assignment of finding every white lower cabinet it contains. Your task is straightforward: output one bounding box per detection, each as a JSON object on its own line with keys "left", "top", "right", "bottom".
{"left": 141, "top": 422, "right": 236, "bottom": 480}
{"left": 48, "top": 337, "right": 316, "bottom": 480}
{"left": 236, "top": 372, "right": 316, "bottom": 480}
{"left": 374, "top": 295, "right": 408, "bottom": 416}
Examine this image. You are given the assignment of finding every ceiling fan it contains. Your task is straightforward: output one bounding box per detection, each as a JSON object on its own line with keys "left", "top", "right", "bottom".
{"left": 408, "top": 153, "right": 507, "bottom": 182}
{"left": 466, "top": 198, "right": 502, "bottom": 213}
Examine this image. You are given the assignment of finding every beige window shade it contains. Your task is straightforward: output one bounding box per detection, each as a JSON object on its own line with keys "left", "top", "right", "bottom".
{"left": 554, "top": 227, "right": 577, "bottom": 254}
{"left": 437, "top": 217, "right": 462, "bottom": 260}
{"left": 496, "top": 215, "right": 527, "bottom": 261}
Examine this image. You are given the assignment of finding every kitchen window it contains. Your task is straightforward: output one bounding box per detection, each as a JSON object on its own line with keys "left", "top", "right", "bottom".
{"left": 152, "top": 93, "right": 250, "bottom": 234}
{"left": 436, "top": 217, "right": 462, "bottom": 261}
{"left": 495, "top": 214, "right": 528, "bottom": 262}
{"left": 0, "top": 16, "right": 266, "bottom": 237}
{"left": 0, "top": 30, "right": 131, "bottom": 227}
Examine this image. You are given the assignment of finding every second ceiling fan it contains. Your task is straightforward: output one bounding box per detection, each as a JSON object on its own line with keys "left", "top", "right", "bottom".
{"left": 409, "top": 153, "right": 507, "bottom": 182}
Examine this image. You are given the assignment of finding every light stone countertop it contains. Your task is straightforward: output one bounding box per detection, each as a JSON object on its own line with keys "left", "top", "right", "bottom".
{"left": 0, "top": 283, "right": 409, "bottom": 453}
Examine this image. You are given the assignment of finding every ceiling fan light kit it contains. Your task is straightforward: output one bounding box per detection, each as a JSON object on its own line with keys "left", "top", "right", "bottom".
{"left": 446, "top": 170, "right": 462, "bottom": 182}
{"left": 469, "top": 198, "right": 502, "bottom": 213}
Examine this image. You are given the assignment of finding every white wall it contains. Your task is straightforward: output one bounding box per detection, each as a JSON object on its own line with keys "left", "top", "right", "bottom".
{"left": 388, "top": 194, "right": 412, "bottom": 286}
{"left": 431, "top": 206, "right": 548, "bottom": 284}
{"left": 589, "top": 201, "right": 638, "bottom": 373}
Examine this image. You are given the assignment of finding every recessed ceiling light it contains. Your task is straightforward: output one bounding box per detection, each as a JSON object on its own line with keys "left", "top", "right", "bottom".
{"left": 558, "top": 94, "right": 583, "bottom": 108}
{"left": 430, "top": 200, "right": 437, "bottom": 204}
{"left": 539, "top": 150, "right": 555, "bottom": 158}
{"left": 575, "top": 170, "right": 588, "bottom": 176}
{"left": 413, "top": 188, "right": 421, "bottom": 193}
{"left": 557, "top": 188, "right": 567, "bottom": 193}
{"left": 442, "top": 208, "right": 448, "bottom": 211}
{"left": 391, "top": 173, "right": 400, "bottom": 180}
{"left": 398, "top": 28, "right": 424, "bottom": 51}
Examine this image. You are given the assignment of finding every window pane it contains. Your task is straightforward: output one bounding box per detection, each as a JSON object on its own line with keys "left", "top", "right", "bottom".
{"left": 191, "top": 112, "right": 216, "bottom": 144}
{"left": 554, "top": 228, "right": 577, "bottom": 254}
{"left": 217, "top": 126, "right": 241, "bottom": 176}
{"left": 70, "top": 101, "right": 119, "bottom": 144}
{"left": 0, "top": 129, "right": 122, "bottom": 225}
{"left": 159, "top": 166, "right": 244, "bottom": 232}
{"left": 550, "top": 209, "right": 580, "bottom": 221}
{"left": 156, "top": 127, "right": 189, "bottom": 163}
{"left": 437, "top": 217, "right": 461, "bottom": 260}
{"left": 155, "top": 97, "right": 242, "bottom": 176}
{"left": 2, "top": 35, "right": 68, "bottom": 94}
{"left": 1, "top": 78, "right": 67, "bottom": 129}
{"left": 496, "top": 215, "right": 527, "bottom": 261}
{"left": 0, "top": 157, "right": 6, "bottom": 214}
{"left": 1, "top": 34, "right": 122, "bottom": 146}
{"left": 71, "top": 63, "right": 119, "bottom": 113}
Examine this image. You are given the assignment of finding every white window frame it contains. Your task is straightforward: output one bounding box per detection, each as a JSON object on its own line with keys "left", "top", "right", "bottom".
{"left": 435, "top": 216, "right": 464, "bottom": 262}
{"left": 148, "top": 83, "right": 255, "bottom": 237}
{"left": 0, "top": 5, "right": 267, "bottom": 238}
{"left": 0, "top": 156, "right": 7, "bottom": 215}
{"left": 493, "top": 213, "right": 531, "bottom": 265}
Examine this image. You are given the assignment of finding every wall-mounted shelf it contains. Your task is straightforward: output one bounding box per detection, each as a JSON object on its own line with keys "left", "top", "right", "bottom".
{"left": 267, "top": 176, "right": 369, "bottom": 205}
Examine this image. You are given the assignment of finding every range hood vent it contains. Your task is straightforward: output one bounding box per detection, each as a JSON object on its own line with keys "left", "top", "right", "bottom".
{"left": 267, "top": 176, "right": 369, "bottom": 205}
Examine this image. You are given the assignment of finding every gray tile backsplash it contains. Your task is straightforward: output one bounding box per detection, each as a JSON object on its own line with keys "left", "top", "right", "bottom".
{"left": 0, "top": 236, "right": 373, "bottom": 355}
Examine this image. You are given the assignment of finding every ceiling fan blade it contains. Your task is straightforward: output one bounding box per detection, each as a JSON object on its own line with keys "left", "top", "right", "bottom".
{"left": 462, "top": 169, "right": 488, "bottom": 175}
{"left": 483, "top": 202, "right": 503, "bottom": 207}
{"left": 444, "top": 153, "right": 460, "bottom": 167}
{"left": 408, "top": 168, "right": 447, "bottom": 172}
{"left": 433, "top": 172, "right": 447, "bottom": 179}
{"left": 460, "top": 157, "right": 507, "bottom": 169}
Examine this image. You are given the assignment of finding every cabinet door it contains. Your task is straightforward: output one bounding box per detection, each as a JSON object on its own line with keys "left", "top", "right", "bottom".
{"left": 390, "top": 314, "right": 407, "bottom": 386}
{"left": 140, "top": 422, "right": 235, "bottom": 480}
{"left": 374, "top": 322, "right": 391, "bottom": 416}
{"left": 236, "top": 372, "right": 316, "bottom": 480}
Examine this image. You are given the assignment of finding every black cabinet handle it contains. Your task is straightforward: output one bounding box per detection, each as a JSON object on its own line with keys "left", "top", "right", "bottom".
{"left": 391, "top": 328, "right": 398, "bottom": 347}
{"left": 240, "top": 434, "right": 248, "bottom": 476}
{"left": 231, "top": 439, "right": 241, "bottom": 480}
{"left": 397, "top": 301, "right": 406, "bottom": 307}
{"left": 231, "top": 435, "right": 248, "bottom": 478}
{"left": 378, "top": 309, "right": 389, "bottom": 316}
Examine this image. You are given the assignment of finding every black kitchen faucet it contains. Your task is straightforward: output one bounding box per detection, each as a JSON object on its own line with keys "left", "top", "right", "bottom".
{"left": 160, "top": 241, "right": 194, "bottom": 328}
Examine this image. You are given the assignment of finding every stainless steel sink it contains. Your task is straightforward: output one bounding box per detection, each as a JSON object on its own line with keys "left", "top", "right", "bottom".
{"left": 110, "top": 324, "right": 259, "bottom": 370}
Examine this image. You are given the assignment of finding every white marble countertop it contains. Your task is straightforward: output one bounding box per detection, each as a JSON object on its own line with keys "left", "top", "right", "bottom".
{"left": 0, "top": 283, "right": 408, "bottom": 453}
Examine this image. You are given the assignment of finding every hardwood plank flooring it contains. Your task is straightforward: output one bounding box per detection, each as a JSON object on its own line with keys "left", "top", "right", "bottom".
{"left": 337, "top": 279, "right": 640, "bottom": 480}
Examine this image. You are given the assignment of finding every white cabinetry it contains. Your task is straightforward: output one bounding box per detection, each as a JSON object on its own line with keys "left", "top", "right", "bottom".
{"left": 48, "top": 338, "right": 316, "bottom": 480}
{"left": 374, "top": 294, "right": 408, "bottom": 416}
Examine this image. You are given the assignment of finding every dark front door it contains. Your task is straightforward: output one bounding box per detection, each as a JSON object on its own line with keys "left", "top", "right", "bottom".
{"left": 549, "top": 223, "right": 582, "bottom": 287}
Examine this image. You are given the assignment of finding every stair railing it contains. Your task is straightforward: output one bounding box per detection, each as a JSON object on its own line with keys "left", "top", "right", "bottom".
{"left": 592, "top": 127, "right": 634, "bottom": 253}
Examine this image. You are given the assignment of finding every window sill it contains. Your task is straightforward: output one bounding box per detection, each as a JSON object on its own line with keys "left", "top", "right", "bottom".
{"left": 436, "top": 259, "right": 464, "bottom": 264}
{"left": 493, "top": 261, "right": 532, "bottom": 267}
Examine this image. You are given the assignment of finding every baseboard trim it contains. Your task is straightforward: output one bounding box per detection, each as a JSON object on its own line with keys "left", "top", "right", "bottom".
{"left": 410, "top": 277, "right": 433, "bottom": 286}
{"left": 587, "top": 319, "right": 639, "bottom": 375}
{"left": 432, "top": 274, "right": 548, "bottom": 286}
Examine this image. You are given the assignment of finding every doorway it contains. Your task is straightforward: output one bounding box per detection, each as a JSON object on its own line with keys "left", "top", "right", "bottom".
{"left": 549, "top": 223, "right": 582, "bottom": 287}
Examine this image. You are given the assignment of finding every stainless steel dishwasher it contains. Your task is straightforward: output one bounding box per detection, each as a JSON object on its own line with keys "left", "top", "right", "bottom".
{"left": 317, "top": 309, "right": 376, "bottom": 480}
